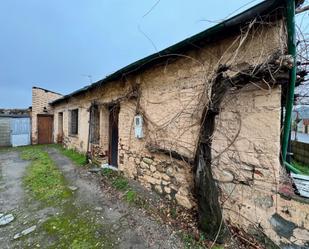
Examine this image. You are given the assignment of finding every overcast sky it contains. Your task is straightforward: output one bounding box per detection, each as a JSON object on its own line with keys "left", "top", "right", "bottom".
{"left": 0, "top": 0, "right": 306, "bottom": 108}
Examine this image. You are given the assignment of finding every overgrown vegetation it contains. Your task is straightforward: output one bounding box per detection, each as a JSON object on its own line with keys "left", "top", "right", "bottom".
{"left": 292, "top": 160, "right": 309, "bottom": 175}
{"left": 52, "top": 144, "right": 87, "bottom": 166}
{"left": 112, "top": 178, "right": 129, "bottom": 191}
{"left": 21, "top": 146, "right": 71, "bottom": 203}
{"left": 101, "top": 168, "right": 139, "bottom": 205}
{"left": 124, "top": 190, "right": 137, "bottom": 203}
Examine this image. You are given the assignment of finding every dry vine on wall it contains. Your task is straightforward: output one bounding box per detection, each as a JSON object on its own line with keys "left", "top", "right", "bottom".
{"left": 85, "top": 10, "right": 308, "bottom": 247}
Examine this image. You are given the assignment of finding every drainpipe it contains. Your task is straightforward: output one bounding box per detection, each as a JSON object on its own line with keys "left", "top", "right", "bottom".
{"left": 281, "top": 0, "right": 301, "bottom": 174}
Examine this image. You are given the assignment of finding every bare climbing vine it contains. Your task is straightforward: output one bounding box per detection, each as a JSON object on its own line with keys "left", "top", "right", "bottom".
{"left": 83, "top": 5, "right": 309, "bottom": 248}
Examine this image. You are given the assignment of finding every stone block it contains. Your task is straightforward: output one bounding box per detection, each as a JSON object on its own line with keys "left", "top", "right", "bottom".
{"left": 153, "top": 172, "right": 161, "bottom": 179}
{"left": 150, "top": 165, "right": 156, "bottom": 172}
{"left": 175, "top": 192, "right": 193, "bottom": 209}
{"left": 162, "top": 180, "right": 169, "bottom": 186}
{"left": 142, "top": 175, "right": 160, "bottom": 185}
{"left": 164, "top": 187, "right": 171, "bottom": 194}
{"left": 155, "top": 185, "right": 162, "bottom": 194}
{"left": 143, "top": 157, "right": 153, "bottom": 165}
{"left": 166, "top": 167, "right": 174, "bottom": 176}
{"left": 162, "top": 174, "right": 170, "bottom": 181}
{"left": 140, "top": 161, "right": 149, "bottom": 169}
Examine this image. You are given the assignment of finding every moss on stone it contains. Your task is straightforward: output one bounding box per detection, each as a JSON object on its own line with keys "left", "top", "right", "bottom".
{"left": 42, "top": 204, "right": 115, "bottom": 249}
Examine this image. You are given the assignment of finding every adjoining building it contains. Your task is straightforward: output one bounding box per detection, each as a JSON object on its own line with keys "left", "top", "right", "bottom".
{"left": 0, "top": 108, "right": 31, "bottom": 147}
{"left": 31, "top": 1, "right": 309, "bottom": 247}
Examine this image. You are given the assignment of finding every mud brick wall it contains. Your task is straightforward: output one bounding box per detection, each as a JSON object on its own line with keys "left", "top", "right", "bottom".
{"left": 52, "top": 20, "right": 286, "bottom": 210}
{"left": 49, "top": 20, "right": 309, "bottom": 248}
{"left": 212, "top": 85, "right": 309, "bottom": 247}
{"left": 31, "top": 87, "right": 62, "bottom": 144}
{"left": 49, "top": 19, "right": 309, "bottom": 247}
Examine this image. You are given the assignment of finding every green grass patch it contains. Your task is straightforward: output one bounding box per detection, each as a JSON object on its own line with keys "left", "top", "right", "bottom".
{"left": 42, "top": 207, "right": 114, "bottom": 249}
{"left": 101, "top": 168, "right": 115, "bottom": 177}
{"left": 52, "top": 144, "right": 87, "bottom": 166}
{"left": 292, "top": 160, "right": 309, "bottom": 175}
{"left": 101, "top": 169, "right": 144, "bottom": 206}
{"left": 21, "top": 147, "right": 71, "bottom": 203}
{"left": 124, "top": 190, "right": 137, "bottom": 203}
{"left": 112, "top": 177, "right": 129, "bottom": 191}
{"left": 101, "top": 169, "right": 130, "bottom": 191}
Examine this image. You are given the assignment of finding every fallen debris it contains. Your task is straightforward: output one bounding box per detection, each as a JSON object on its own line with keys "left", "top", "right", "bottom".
{"left": 101, "top": 164, "right": 118, "bottom": 171}
{"left": 94, "top": 207, "right": 103, "bottom": 211}
{"left": 68, "top": 186, "right": 78, "bottom": 191}
{"left": 291, "top": 173, "right": 309, "bottom": 198}
{"left": 0, "top": 213, "right": 14, "bottom": 226}
{"left": 89, "top": 168, "right": 101, "bottom": 173}
{"left": 13, "top": 225, "right": 37, "bottom": 240}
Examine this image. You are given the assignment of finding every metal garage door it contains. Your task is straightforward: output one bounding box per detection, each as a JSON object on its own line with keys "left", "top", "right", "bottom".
{"left": 11, "top": 118, "right": 31, "bottom": 147}
{"left": 0, "top": 117, "right": 11, "bottom": 146}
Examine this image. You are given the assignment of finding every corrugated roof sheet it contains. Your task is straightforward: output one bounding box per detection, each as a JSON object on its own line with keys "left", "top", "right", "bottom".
{"left": 291, "top": 173, "right": 309, "bottom": 198}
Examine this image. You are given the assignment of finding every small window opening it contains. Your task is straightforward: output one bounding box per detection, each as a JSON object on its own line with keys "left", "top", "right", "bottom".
{"left": 70, "top": 109, "right": 79, "bottom": 135}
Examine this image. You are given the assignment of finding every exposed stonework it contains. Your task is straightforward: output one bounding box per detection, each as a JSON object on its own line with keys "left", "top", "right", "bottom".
{"left": 119, "top": 147, "right": 195, "bottom": 208}
{"left": 31, "top": 87, "right": 62, "bottom": 144}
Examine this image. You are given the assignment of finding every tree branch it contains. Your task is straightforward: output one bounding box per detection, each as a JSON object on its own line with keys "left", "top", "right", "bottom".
{"left": 296, "top": 5, "right": 309, "bottom": 14}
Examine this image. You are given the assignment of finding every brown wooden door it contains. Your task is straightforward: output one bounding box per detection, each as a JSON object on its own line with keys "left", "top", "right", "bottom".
{"left": 37, "top": 115, "right": 53, "bottom": 144}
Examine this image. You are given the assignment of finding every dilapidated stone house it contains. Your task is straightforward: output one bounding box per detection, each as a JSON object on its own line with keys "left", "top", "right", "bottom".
{"left": 32, "top": 0, "right": 309, "bottom": 247}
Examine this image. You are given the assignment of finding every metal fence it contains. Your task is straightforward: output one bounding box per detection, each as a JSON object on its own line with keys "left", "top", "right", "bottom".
{"left": 291, "top": 140, "right": 309, "bottom": 165}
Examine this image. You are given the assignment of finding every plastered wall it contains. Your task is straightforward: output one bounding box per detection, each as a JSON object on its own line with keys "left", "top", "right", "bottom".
{"left": 212, "top": 85, "right": 309, "bottom": 247}
{"left": 48, "top": 19, "right": 309, "bottom": 247}
{"left": 52, "top": 20, "right": 287, "bottom": 209}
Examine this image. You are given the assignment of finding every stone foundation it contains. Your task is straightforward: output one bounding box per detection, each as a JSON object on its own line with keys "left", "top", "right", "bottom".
{"left": 119, "top": 146, "right": 195, "bottom": 209}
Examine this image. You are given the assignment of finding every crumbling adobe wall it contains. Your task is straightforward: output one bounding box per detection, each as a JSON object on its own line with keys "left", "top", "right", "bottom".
{"left": 212, "top": 84, "right": 309, "bottom": 247}
{"left": 53, "top": 99, "right": 90, "bottom": 151}
{"left": 52, "top": 19, "right": 287, "bottom": 211}
{"left": 31, "top": 87, "right": 62, "bottom": 144}
{"left": 117, "top": 20, "right": 287, "bottom": 209}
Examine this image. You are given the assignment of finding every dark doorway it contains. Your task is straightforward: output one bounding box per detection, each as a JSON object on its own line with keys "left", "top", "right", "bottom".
{"left": 305, "top": 125, "right": 308, "bottom": 134}
{"left": 108, "top": 105, "right": 119, "bottom": 167}
{"left": 37, "top": 114, "right": 53, "bottom": 144}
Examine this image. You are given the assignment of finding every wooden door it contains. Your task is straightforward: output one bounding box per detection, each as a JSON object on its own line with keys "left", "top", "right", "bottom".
{"left": 108, "top": 105, "right": 119, "bottom": 167}
{"left": 37, "top": 115, "right": 53, "bottom": 144}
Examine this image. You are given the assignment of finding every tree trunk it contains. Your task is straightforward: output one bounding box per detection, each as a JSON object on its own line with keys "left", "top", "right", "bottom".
{"left": 195, "top": 66, "right": 230, "bottom": 242}
{"left": 195, "top": 111, "right": 228, "bottom": 243}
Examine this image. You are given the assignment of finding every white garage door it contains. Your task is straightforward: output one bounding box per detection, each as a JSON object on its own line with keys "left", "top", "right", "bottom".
{"left": 11, "top": 118, "right": 31, "bottom": 147}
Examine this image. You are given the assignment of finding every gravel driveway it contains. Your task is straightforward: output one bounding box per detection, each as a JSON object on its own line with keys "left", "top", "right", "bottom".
{"left": 0, "top": 147, "right": 184, "bottom": 249}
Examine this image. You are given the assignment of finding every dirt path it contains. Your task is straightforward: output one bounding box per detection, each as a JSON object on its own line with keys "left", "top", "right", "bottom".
{"left": 0, "top": 150, "right": 58, "bottom": 248}
{"left": 0, "top": 148, "right": 184, "bottom": 249}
